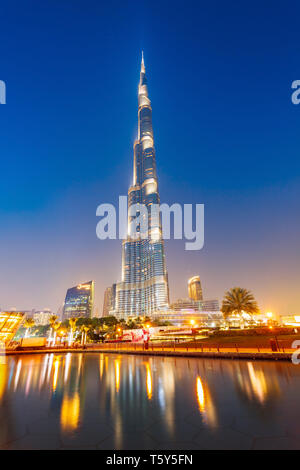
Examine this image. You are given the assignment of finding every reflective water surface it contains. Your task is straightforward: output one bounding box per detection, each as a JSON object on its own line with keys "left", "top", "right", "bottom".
{"left": 0, "top": 353, "right": 300, "bottom": 449}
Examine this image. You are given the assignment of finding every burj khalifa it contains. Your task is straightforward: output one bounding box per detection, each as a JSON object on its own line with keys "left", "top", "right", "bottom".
{"left": 115, "top": 54, "right": 169, "bottom": 318}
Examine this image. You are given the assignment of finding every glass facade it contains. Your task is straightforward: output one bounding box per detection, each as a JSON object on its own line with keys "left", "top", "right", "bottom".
{"left": 115, "top": 55, "right": 169, "bottom": 318}
{"left": 0, "top": 312, "right": 24, "bottom": 344}
{"left": 63, "top": 281, "right": 94, "bottom": 319}
{"left": 102, "top": 283, "right": 116, "bottom": 317}
{"left": 188, "top": 276, "right": 203, "bottom": 301}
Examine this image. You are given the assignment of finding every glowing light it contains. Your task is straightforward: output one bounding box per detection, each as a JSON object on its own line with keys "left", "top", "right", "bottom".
{"left": 77, "top": 284, "right": 90, "bottom": 290}
{"left": 14, "top": 359, "right": 22, "bottom": 391}
{"left": 52, "top": 357, "right": 60, "bottom": 391}
{"left": 64, "top": 353, "right": 71, "bottom": 383}
{"left": 145, "top": 363, "right": 152, "bottom": 400}
{"left": 0, "top": 364, "right": 7, "bottom": 400}
{"left": 266, "top": 312, "right": 273, "bottom": 318}
{"left": 196, "top": 376, "right": 217, "bottom": 428}
{"left": 99, "top": 354, "right": 104, "bottom": 379}
{"left": 60, "top": 393, "right": 80, "bottom": 432}
{"left": 196, "top": 376, "right": 205, "bottom": 411}
{"left": 247, "top": 362, "right": 267, "bottom": 404}
{"left": 115, "top": 359, "right": 120, "bottom": 392}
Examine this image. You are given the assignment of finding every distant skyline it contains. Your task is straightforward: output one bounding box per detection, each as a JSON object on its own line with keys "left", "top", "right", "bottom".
{"left": 0, "top": 1, "right": 299, "bottom": 315}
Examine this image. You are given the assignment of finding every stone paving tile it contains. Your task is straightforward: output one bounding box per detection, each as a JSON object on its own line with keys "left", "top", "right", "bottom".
{"left": 184, "top": 408, "right": 234, "bottom": 430}
{"left": 0, "top": 423, "right": 27, "bottom": 448}
{"left": 145, "top": 418, "right": 200, "bottom": 445}
{"left": 98, "top": 431, "right": 158, "bottom": 450}
{"left": 6, "top": 434, "right": 61, "bottom": 450}
{"left": 27, "top": 416, "right": 61, "bottom": 436}
{"left": 252, "top": 436, "right": 300, "bottom": 450}
{"left": 193, "top": 427, "right": 253, "bottom": 450}
{"left": 60, "top": 422, "right": 114, "bottom": 448}
{"left": 232, "top": 416, "right": 287, "bottom": 439}
{"left": 156, "top": 442, "right": 199, "bottom": 450}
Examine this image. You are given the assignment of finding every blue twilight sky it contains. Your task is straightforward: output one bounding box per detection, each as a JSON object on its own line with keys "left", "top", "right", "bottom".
{"left": 0, "top": 0, "right": 299, "bottom": 315}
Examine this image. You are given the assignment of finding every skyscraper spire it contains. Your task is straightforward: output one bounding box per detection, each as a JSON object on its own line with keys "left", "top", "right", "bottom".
{"left": 141, "top": 50, "right": 145, "bottom": 72}
{"left": 114, "top": 56, "right": 169, "bottom": 318}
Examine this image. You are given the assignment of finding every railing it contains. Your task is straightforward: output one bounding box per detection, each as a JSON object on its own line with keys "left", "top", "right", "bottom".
{"left": 85, "top": 339, "right": 293, "bottom": 354}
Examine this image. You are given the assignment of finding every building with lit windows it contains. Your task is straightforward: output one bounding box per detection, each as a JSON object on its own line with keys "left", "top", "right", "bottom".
{"left": 114, "top": 54, "right": 169, "bottom": 318}
{"left": 152, "top": 310, "right": 223, "bottom": 328}
{"left": 188, "top": 275, "right": 203, "bottom": 301}
{"left": 63, "top": 281, "right": 94, "bottom": 319}
{"left": 33, "top": 309, "right": 53, "bottom": 326}
{"left": 170, "top": 298, "right": 219, "bottom": 312}
{"left": 102, "top": 284, "right": 116, "bottom": 317}
{"left": 0, "top": 312, "right": 24, "bottom": 344}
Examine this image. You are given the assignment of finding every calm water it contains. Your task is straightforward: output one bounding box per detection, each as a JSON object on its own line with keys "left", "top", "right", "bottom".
{"left": 0, "top": 353, "right": 300, "bottom": 449}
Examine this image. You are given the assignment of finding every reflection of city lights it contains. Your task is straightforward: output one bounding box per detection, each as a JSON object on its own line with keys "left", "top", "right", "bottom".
{"left": 145, "top": 363, "right": 152, "bottom": 400}
{"left": 196, "top": 376, "right": 205, "bottom": 411}
{"left": 25, "top": 363, "right": 33, "bottom": 396}
{"left": 14, "top": 359, "right": 22, "bottom": 391}
{"left": 115, "top": 359, "right": 120, "bottom": 392}
{"left": 64, "top": 353, "right": 71, "bottom": 383}
{"left": 99, "top": 354, "right": 104, "bottom": 379}
{"left": 52, "top": 358, "right": 60, "bottom": 391}
{"left": 0, "top": 364, "right": 7, "bottom": 399}
{"left": 61, "top": 393, "right": 80, "bottom": 432}
{"left": 196, "top": 376, "right": 217, "bottom": 428}
{"left": 247, "top": 363, "right": 267, "bottom": 404}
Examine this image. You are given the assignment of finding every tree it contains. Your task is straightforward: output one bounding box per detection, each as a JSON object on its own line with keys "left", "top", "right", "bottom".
{"left": 68, "top": 318, "right": 78, "bottom": 345}
{"left": 221, "top": 287, "right": 259, "bottom": 322}
{"left": 49, "top": 315, "right": 58, "bottom": 325}
{"left": 23, "top": 318, "right": 35, "bottom": 338}
{"left": 52, "top": 321, "right": 61, "bottom": 345}
{"left": 48, "top": 315, "right": 58, "bottom": 345}
{"left": 80, "top": 325, "right": 90, "bottom": 345}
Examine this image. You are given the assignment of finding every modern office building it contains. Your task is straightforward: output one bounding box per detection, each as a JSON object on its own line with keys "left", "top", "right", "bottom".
{"left": 63, "top": 281, "right": 94, "bottom": 319}
{"left": 33, "top": 309, "right": 53, "bottom": 326}
{"left": 188, "top": 275, "right": 203, "bottom": 301}
{"left": 280, "top": 314, "right": 300, "bottom": 326}
{"left": 114, "top": 53, "right": 169, "bottom": 318}
{"left": 152, "top": 310, "right": 224, "bottom": 328}
{"left": 102, "top": 284, "right": 116, "bottom": 317}
{"left": 0, "top": 312, "right": 24, "bottom": 344}
{"left": 170, "top": 298, "right": 219, "bottom": 312}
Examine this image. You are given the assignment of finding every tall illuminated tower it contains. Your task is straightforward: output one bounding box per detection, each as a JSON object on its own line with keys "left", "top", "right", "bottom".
{"left": 188, "top": 276, "right": 203, "bottom": 301}
{"left": 115, "top": 53, "right": 169, "bottom": 318}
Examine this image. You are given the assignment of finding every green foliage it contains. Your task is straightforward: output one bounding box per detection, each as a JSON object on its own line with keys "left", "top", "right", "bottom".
{"left": 221, "top": 287, "right": 260, "bottom": 319}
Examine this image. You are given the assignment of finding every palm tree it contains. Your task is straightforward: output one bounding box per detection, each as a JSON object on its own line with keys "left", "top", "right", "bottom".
{"left": 51, "top": 321, "right": 61, "bottom": 346}
{"left": 221, "top": 287, "right": 259, "bottom": 323}
{"left": 48, "top": 315, "right": 58, "bottom": 345}
{"left": 68, "top": 318, "right": 78, "bottom": 345}
{"left": 23, "top": 318, "right": 35, "bottom": 338}
{"left": 80, "top": 325, "right": 90, "bottom": 345}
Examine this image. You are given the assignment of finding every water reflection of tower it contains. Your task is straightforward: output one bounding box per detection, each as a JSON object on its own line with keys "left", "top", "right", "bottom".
{"left": 158, "top": 360, "right": 175, "bottom": 428}
{"left": 98, "top": 355, "right": 177, "bottom": 447}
